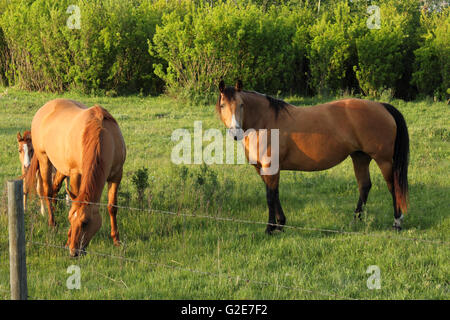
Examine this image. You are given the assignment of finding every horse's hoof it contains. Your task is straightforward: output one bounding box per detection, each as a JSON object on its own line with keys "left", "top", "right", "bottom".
{"left": 392, "top": 225, "right": 402, "bottom": 231}
{"left": 265, "top": 228, "right": 274, "bottom": 235}
{"left": 113, "top": 240, "right": 121, "bottom": 247}
{"left": 354, "top": 212, "right": 362, "bottom": 221}
{"left": 275, "top": 226, "right": 285, "bottom": 232}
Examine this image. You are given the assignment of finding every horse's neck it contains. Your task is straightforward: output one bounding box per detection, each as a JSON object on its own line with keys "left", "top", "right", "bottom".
{"left": 243, "top": 93, "right": 275, "bottom": 130}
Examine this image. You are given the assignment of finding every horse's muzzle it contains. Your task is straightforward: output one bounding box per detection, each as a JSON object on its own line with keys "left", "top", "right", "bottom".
{"left": 70, "top": 247, "right": 87, "bottom": 258}
{"left": 228, "top": 128, "right": 244, "bottom": 141}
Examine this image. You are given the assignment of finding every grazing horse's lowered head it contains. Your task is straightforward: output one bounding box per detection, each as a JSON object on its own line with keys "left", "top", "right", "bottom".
{"left": 66, "top": 190, "right": 102, "bottom": 257}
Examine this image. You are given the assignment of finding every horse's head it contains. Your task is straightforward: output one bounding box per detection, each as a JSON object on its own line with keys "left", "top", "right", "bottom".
{"left": 216, "top": 80, "right": 245, "bottom": 141}
{"left": 66, "top": 193, "right": 102, "bottom": 257}
{"left": 17, "top": 131, "right": 33, "bottom": 175}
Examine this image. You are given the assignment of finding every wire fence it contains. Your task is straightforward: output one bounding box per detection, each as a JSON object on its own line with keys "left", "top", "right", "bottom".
{"left": 1, "top": 192, "right": 449, "bottom": 300}
{"left": 42, "top": 195, "right": 450, "bottom": 246}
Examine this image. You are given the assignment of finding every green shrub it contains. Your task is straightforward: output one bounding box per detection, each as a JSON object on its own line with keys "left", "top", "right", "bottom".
{"left": 132, "top": 167, "right": 150, "bottom": 206}
{"left": 0, "top": 0, "right": 166, "bottom": 94}
{"left": 1, "top": 0, "right": 446, "bottom": 101}
{"left": 412, "top": 8, "right": 450, "bottom": 100}
{"left": 150, "top": 1, "right": 312, "bottom": 103}
{"left": 307, "top": 1, "right": 355, "bottom": 95}
{"left": 353, "top": 0, "right": 421, "bottom": 98}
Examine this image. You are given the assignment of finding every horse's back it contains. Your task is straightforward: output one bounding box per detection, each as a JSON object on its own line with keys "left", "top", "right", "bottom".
{"left": 280, "top": 98, "right": 397, "bottom": 170}
{"left": 328, "top": 99, "right": 397, "bottom": 158}
{"left": 31, "top": 99, "right": 125, "bottom": 177}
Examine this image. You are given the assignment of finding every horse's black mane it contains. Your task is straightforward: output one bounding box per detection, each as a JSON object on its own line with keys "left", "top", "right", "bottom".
{"left": 218, "top": 86, "right": 288, "bottom": 118}
{"left": 264, "top": 93, "right": 288, "bottom": 117}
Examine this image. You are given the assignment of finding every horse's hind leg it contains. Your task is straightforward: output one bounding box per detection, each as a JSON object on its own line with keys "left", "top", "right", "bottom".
{"left": 107, "top": 174, "right": 122, "bottom": 246}
{"left": 375, "top": 159, "right": 403, "bottom": 230}
{"left": 350, "top": 151, "right": 372, "bottom": 219}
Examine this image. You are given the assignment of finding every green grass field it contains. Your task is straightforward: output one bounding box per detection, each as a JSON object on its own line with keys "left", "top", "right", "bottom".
{"left": 0, "top": 86, "right": 448, "bottom": 299}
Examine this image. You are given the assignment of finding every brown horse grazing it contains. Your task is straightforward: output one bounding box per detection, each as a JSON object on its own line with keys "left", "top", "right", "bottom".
{"left": 17, "top": 131, "right": 69, "bottom": 215}
{"left": 216, "top": 80, "right": 409, "bottom": 234}
{"left": 26, "top": 99, "right": 126, "bottom": 257}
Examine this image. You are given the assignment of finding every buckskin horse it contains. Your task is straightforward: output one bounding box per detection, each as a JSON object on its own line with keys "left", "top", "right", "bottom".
{"left": 26, "top": 99, "right": 126, "bottom": 257}
{"left": 216, "top": 80, "right": 409, "bottom": 234}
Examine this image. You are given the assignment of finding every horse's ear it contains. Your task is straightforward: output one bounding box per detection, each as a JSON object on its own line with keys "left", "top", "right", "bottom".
{"left": 235, "top": 79, "right": 243, "bottom": 92}
{"left": 17, "top": 132, "right": 22, "bottom": 142}
{"left": 65, "top": 185, "right": 76, "bottom": 201}
{"left": 219, "top": 80, "right": 225, "bottom": 93}
{"left": 23, "top": 131, "right": 32, "bottom": 142}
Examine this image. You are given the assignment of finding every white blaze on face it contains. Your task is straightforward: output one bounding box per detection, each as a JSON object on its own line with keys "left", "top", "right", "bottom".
{"left": 228, "top": 106, "right": 244, "bottom": 140}
{"left": 23, "top": 144, "right": 30, "bottom": 168}
{"left": 230, "top": 113, "right": 240, "bottom": 130}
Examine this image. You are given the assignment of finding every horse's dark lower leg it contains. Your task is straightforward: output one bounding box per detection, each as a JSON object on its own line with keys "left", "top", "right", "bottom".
{"left": 376, "top": 159, "right": 403, "bottom": 230}
{"left": 351, "top": 151, "right": 372, "bottom": 219}
{"left": 274, "top": 188, "right": 286, "bottom": 231}
{"left": 354, "top": 182, "right": 372, "bottom": 218}
{"left": 265, "top": 185, "right": 277, "bottom": 235}
{"left": 391, "top": 187, "right": 403, "bottom": 231}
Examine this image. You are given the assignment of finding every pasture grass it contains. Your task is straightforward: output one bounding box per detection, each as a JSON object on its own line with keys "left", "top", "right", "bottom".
{"left": 0, "top": 86, "right": 448, "bottom": 299}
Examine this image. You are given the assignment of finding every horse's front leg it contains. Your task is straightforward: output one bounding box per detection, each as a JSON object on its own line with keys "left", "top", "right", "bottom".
{"left": 261, "top": 172, "right": 282, "bottom": 234}
{"left": 107, "top": 179, "right": 121, "bottom": 246}
{"left": 274, "top": 187, "right": 286, "bottom": 231}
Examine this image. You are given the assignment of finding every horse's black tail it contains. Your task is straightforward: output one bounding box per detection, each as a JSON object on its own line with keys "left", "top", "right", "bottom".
{"left": 382, "top": 103, "right": 409, "bottom": 214}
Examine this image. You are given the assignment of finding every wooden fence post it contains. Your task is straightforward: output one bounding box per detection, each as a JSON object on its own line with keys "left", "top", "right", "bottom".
{"left": 7, "top": 179, "right": 28, "bottom": 300}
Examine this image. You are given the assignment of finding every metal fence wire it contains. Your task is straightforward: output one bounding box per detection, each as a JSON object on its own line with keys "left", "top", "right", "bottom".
{"left": 1, "top": 192, "right": 448, "bottom": 300}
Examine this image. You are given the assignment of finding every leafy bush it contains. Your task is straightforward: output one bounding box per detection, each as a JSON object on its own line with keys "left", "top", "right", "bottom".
{"left": 353, "top": 0, "right": 421, "bottom": 98}
{"left": 412, "top": 8, "right": 450, "bottom": 99}
{"left": 307, "top": 1, "right": 355, "bottom": 95}
{"left": 0, "top": 0, "right": 448, "bottom": 100}
{"left": 150, "top": 1, "right": 312, "bottom": 102}
{"left": 0, "top": 0, "right": 166, "bottom": 94}
{"left": 132, "top": 167, "right": 150, "bottom": 206}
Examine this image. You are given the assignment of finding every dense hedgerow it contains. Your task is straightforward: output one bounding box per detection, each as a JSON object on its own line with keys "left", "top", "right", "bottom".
{"left": 0, "top": 0, "right": 169, "bottom": 94}
{"left": 0, "top": 0, "right": 448, "bottom": 101}
{"left": 150, "top": 2, "right": 313, "bottom": 102}
{"left": 411, "top": 7, "right": 450, "bottom": 100}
